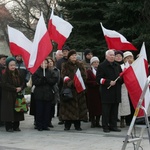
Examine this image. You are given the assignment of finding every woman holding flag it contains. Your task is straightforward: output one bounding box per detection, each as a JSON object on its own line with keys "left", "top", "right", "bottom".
{"left": 32, "top": 59, "right": 58, "bottom": 131}
{"left": 60, "top": 50, "right": 87, "bottom": 131}
{"left": 114, "top": 51, "right": 131, "bottom": 128}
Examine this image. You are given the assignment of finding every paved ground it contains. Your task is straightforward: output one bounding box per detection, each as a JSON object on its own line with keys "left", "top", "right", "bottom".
{"left": 0, "top": 114, "right": 149, "bottom": 150}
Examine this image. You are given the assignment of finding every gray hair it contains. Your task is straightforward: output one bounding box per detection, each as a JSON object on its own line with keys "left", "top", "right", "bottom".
{"left": 56, "top": 50, "right": 62, "bottom": 55}
{"left": 105, "top": 49, "right": 115, "bottom": 56}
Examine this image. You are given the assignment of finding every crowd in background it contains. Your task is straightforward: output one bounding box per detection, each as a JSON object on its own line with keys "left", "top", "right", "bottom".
{"left": 0, "top": 47, "right": 139, "bottom": 133}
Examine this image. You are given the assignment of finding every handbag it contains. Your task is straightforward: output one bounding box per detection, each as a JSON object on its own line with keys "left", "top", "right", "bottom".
{"left": 15, "top": 92, "right": 28, "bottom": 112}
{"left": 61, "top": 87, "right": 73, "bottom": 102}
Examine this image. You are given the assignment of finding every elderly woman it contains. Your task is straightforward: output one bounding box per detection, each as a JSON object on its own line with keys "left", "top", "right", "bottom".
{"left": 1, "top": 57, "right": 25, "bottom": 132}
{"left": 60, "top": 50, "right": 87, "bottom": 131}
{"left": 114, "top": 51, "right": 131, "bottom": 128}
{"left": 86, "top": 56, "right": 102, "bottom": 128}
{"left": 123, "top": 51, "right": 135, "bottom": 126}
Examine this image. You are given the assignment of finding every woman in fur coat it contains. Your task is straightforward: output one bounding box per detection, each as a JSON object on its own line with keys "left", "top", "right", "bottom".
{"left": 60, "top": 50, "right": 87, "bottom": 131}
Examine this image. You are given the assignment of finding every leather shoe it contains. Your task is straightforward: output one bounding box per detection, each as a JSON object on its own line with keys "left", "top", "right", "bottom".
{"left": 49, "top": 123, "right": 54, "bottom": 128}
{"left": 95, "top": 124, "right": 102, "bottom": 128}
{"left": 109, "top": 128, "right": 121, "bottom": 132}
{"left": 64, "top": 127, "right": 70, "bottom": 131}
{"left": 58, "top": 121, "right": 64, "bottom": 125}
{"left": 38, "top": 128, "right": 43, "bottom": 131}
{"left": 14, "top": 128, "right": 21, "bottom": 131}
{"left": 6, "top": 129, "right": 13, "bottom": 132}
{"left": 43, "top": 127, "right": 50, "bottom": 131}
{"left": 75, "top": 127, "right": 82, "bottom": 131}
{"left": 103, "top": 129, "right": 110, "bottom": 133}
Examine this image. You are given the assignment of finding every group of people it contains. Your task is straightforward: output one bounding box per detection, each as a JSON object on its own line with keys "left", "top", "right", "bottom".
{"left": 0, "top": 47, "right": 136, "bottom": 133}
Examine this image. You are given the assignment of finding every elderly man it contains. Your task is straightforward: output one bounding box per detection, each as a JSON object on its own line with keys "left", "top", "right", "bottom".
{"left": 55, "top": 50, "right": 63, "bottom": 62}
{"left": 96, "top": 49, "right": 122, "bottom": 133}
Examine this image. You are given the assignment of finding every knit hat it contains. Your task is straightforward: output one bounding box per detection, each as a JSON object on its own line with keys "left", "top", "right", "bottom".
{"left": 84, "top": 49, "right": 92, "bottom": 57}
{"left": 6, "top": 56, "right": 16, "bottom": 67}
{"left": 62, "top": 45, "right": 70, "bottom": 51}
{"left": 67, "top": 50, "right": 76, "bottom": 59}
{"left": 90, "top": 56, "right": 99, "bottom": 64}
{"left": 115, "top": 50, "right": 123, "bottom": 57}
{"left": 0, "top": 54, "right": 8, "bottom": 59}
{"left": 123, "top": 51, "right": 133, "bottom": 59}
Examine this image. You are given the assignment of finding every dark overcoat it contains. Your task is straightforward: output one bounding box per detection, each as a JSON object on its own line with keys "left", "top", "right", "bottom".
{"left": 86, "top": 68, "right": 102, "bottom": 116}
{"left": 32, "top": 67, "right": 58, "bottom": 102}
{"left": 96, "top": 60, "right": 122, "bottom": 103}
{"left": 1, "top": 69, "right": 24, "bottom": 121}
{"left": 60, "top": 60, "right": 88, "bottom": 121}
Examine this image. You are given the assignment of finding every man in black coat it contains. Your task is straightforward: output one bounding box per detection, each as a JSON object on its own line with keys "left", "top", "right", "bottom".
{"left": 96, "top": 49, "right": 122, "bottom": 133}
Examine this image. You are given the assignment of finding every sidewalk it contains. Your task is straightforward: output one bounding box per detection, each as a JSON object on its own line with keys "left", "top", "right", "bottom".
{"left": 0, "top": 114, "right": 149, "bottom": 150}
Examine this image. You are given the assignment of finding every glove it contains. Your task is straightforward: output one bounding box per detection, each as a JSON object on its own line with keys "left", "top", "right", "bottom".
{"left": 64, "top": 76, "right": 70, "bottom": 83}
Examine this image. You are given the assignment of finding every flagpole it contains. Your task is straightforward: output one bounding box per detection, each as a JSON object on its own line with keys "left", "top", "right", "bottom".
{"left": 43, "top": 61, "right": 45, "bottom": 77}
{"left": 107, "top": 76, "right": 120, "bottom": 89}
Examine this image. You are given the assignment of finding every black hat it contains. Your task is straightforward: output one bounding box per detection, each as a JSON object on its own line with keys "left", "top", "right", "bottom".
{"left": 62, "top": 45, "right": 70, "bottom": 51}
{"left": 115, "top": 50, "right": 123, "bottom": 57}
{"left": 6, "top": 57, "right": 16, "bottom": 67}
{"left": 84, "top": 48, "right": 92, "bottom": 57}
{"left": 0, "top": 54, "right": 8, "bottom": 59}
{"left": 67, "top": 50, "right": 76, "bottom": 59}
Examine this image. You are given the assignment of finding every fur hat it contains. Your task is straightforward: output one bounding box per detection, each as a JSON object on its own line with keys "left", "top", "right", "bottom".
{"left": 123, "top": 51, "right": 133, "bottom": 59}
{"left": 67, "top": 50, "right": 76, "bottom": 59}
{"left": 84, "top": 49, "right": 92, "bottom": 57}
{"left": 6, "top": 57, "right": 16, "bottom": 67}
{"left": 62, "top": 45, "right": 70, "bottom": 51}
{"left": 90, "top": 56, "right": 99, "bottom": 64}
{"left": 115, "top": 50, "right": 123, "bottom": 57}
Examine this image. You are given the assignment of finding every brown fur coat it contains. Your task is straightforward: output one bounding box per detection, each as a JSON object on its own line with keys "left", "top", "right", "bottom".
{"left": 60, "top": 60, "right": 87, "bottom": 121}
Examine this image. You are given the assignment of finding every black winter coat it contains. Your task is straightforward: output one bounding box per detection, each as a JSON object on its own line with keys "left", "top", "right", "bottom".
{"left": 1, "top": 69, "right": 24, "bottom": 121}
{"left": 32, "top": 67, "right": 58, "bottom": 101}
{"left": 96, "top": 60, "right": 122, "bottom": 103}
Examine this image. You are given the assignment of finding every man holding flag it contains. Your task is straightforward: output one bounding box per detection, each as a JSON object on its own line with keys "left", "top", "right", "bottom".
{"left": 96, "top": 49, "right": 122, "bottom": 133}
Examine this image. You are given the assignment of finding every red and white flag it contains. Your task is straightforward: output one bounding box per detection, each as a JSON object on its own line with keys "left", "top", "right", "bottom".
{"left": 139, "top": 42, "right": 149, "bottom": 76}
{"left": 7, "top": 26, "right": 32, "bottom": 69}
{"left": 74, "top": 68, "right": 86, "bottom": 93}
{"left": 48, "top": 9, "right": 73, "bottom": 50}
{"left": 92, "top": 66, "right": 96, "bottom": 77}
{"left": 100, "top": 23, "right": 137, "bottom": 51}
{"left": 28, "top": 13, "right": 52, "bottom": 74}
{"left": 122, "top": 56, "right": 150, "bottom": 117}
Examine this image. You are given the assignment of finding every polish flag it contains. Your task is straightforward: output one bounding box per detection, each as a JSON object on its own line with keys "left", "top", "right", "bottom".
{"left": 100, "top": 23, "right": 137, "bottom": 51}
{"left": 139, "top": 42, "right": 149, "bottom": 76}
{"left": 122, "top": 56, "right": 150, "bottom": 117}
{"left": 28, "top": 13, "right": 52, "bottom": 74}
{"left": 7, "top": 26, "right": 32, "bottom": 69}
{"left": 92, "top": 66, "right": 96, "bottom": 77}
{"left": 48, "top": 9, "right": 73, "bottom": 50}
{"left": 74, "top": 69, "right": 86, "bottom": 93}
